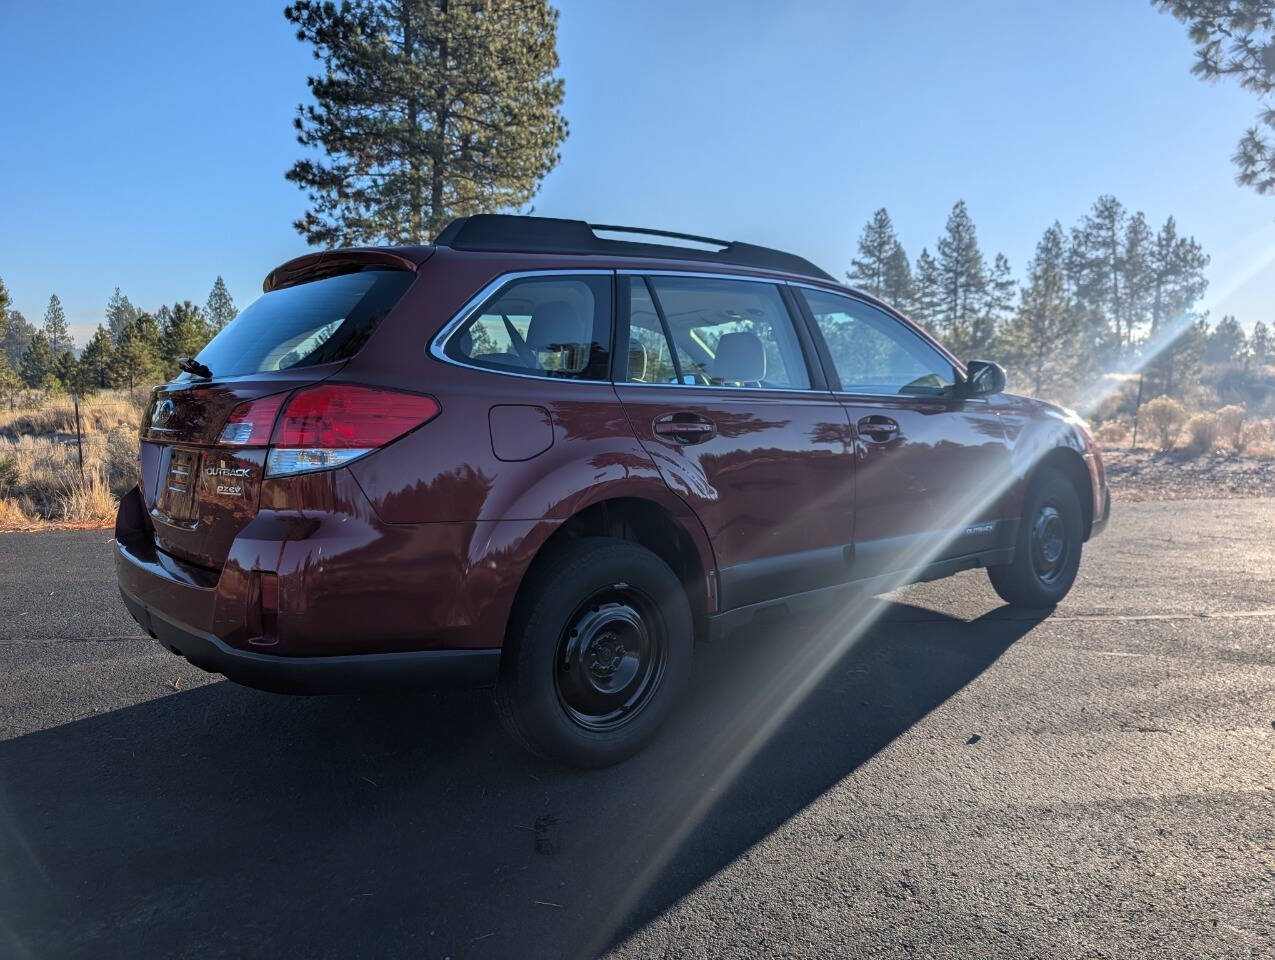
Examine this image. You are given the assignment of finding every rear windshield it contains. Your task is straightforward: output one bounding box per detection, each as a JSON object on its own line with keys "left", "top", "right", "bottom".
{"left": 194, "top": 268, "right": 414, "bottom": 377}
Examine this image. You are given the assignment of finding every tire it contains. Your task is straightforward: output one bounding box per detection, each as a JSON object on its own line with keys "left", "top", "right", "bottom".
{"left": 988, "top": 471, "right": 1084, "bottom": 608}
{"left": 495, "top": 537, "right": 693, "bottom": 768}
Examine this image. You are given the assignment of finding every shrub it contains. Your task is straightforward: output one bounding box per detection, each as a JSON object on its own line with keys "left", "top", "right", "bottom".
{"left": 1094, "top": 420, "right": 1128, "bottom": 445}
{"left": 0, "top": 452, "right": 17, "bottom": 489}
{"left": 1216, "top": 404, "right": 1245, "bottom": 451}
{"left": 1139, "top": 395, "right": 1187, "bottom": 451}
{"left": 1185, "top": 413, "right": 1218, "bottom": 454}
{"left": 0, "top": 496, "right": 32, "bottom": 528}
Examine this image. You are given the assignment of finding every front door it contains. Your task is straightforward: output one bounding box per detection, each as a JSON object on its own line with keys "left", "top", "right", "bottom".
{"left": 614, "top": 273, "right": 856, "bottom": 611}
{"left": 796, "top": 287, "right": 1014, "bottom": 579}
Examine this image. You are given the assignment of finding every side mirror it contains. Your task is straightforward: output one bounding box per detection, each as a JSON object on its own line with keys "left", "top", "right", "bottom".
{"left": 964, "top": 359, "right": 1006, "bottom": 396}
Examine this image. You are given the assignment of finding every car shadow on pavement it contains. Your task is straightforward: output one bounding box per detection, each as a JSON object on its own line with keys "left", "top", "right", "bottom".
{"left": 0, "top": 597, "right": 1045, "bottom": 960}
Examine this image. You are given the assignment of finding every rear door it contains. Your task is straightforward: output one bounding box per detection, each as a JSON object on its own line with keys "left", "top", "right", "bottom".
{"left": 614, "top": 273, "right": 856, "bottom": 611}
{"left": 140, "top": 266, "right": 415, "bottom": 569}
{"left": 795, "top": 286, "right": 1013, "bottom": 578}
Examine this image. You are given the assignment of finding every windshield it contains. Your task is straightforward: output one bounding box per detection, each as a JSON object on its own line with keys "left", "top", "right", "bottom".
{"left": 194, "top": 268, "right": 413, "bottom": 377}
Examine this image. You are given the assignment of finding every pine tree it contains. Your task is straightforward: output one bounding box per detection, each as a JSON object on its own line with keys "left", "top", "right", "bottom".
{"left": 1153, "top": 1, "right": 1275, "bottom": 194}
{"left": 160, "top": 301, "right": 211, "bottom": 371}
{"left": 978, "top": 252, "right": 1015, "bottom": 353}
{"left": 1205, "top": 315, "right": 1248, "bottom": 364}
{"left": 2, "top": 309, "right": 35, "bottom": 368}
{"left": 848, "top": 208, "right": 905, "bottom": 299}
{"left": 1141, "top": 216, "right": 1210, "bottom": 397}
{"left": 934, "top": 200, "right": 987, "bottom": 356}
{"left": 0, "top": 277, "right": 13, "bottom": 388}
{"left": 284, "top": 0, "right": 569, "bottom": 245}
{"left": 42, "top": 294, "right": 74, "bottom": 356}
{"left": 882, "top": 242, "right": 913, "bottom": 310}
{"left": 1122, "top": 211, "right": 1153, "bottom": 346}
{"left": 1252, "top": 321, "right": 1271, "bottom": 366}
{"left": 205, "top": 276, "right": 238, "bottom": 334}
{"left": 910, "top": 248, "right": 942, "bottom": 332}
{"left": 1000, "top": 223, "right": 1082, "bottom": 397}
{"left": 112, "top": 312, "right": 165, "bottom": 391}
{"left": 78, "top": 325, "right": 117, "bottom": 390}
{"left": 1067, "top": 195, "right": 1126, "bottom": 360}
{"left": 0, "top": 277, "right": 10, "bottom": 342}
{"left": 104, "top": 287, "right": 139, "bottom": 344}
{"left": 20, "top": 330, "right": 57, "bottom": 388}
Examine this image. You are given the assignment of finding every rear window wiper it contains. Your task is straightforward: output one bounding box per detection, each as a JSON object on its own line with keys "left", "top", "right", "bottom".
{"left": 178, "top": 356, "right": 213, "bottom": 379}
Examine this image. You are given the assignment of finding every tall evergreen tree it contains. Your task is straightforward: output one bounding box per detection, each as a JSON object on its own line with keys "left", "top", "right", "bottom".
{"left": 20, "top": 330, "right": 57, "bottom": 388}
{"left": 284, "top": 0, "right": 569, "bottom": 245}
{"left": 1252, "top": 320, "right": 1271, "bottom": 366}
{"left": 0, "top": 277, "right": 10, "bottom": 342}
{"left": 2, "top": 309, "right": 35, "bottom": 369}
{"left": 1141, "top": 215, "right": 1210, "bottom": 397}
{"left": 78, "top": 325, "right": 117, "bottom": 389}
{"left": 205, "top": 276, "right": 238, "bottom": 333}
{"left": 910, "top": 248, "right": 942, "bottom": 332}
{"left": 882, "top": 242, "right": 914, "bottom": 310}
{"left": 42, "top": 294, "right": 74, "bottom": 356}
{"left": 980, "top": 252, "right": 1016, "bottom": 351}
{"left": 1067, "top": 195, "right": 1128, "bottom": 359}
{"left": 104, "top": 287, "right": 139, "bottom": 343}
{"left": 1205, "top": 315, "right": 1248, "bottom": 364}
{"left": 847, "top": 208, "right": 905, "bottom": 299}
{"left": 934, "top": 200, "right": 987, "bottom": 357}
{"left": 112, "top": 312, "right": 166, "bottom": 391}
{"left": 1153, "top": 1, "right": 1275, "bottom": 194}
{"left": 160, "top": 301, "right": 211, "bottom": 371}
{"left": 1000, "top": 223, "right": 1082, "bottom": 397}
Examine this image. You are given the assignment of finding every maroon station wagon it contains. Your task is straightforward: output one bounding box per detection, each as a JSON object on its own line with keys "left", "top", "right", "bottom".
{"left": 116, "top": 215, "right": 1109, "bottom": 767}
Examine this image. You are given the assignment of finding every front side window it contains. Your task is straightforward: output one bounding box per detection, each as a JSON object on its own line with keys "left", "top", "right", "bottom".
{"left": 801, "top": 288, "right": 955, "bottom": 396}
{"left": 444, "top": 275, "right": 612, "bottom": 380}
{"left": 639, "top": 276, "right": 811, "bottom": 390}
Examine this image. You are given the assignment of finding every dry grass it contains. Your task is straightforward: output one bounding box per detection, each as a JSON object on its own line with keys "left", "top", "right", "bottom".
{"left": 1096, "top": 406, "right": 1275, "bottom": 460}
{"left": 0, "top": 389, "right": 146, "bottom": 529}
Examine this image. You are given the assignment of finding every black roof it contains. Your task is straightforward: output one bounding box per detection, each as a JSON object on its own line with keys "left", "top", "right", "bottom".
{"left": 434, "top": 215, "right": 834, "bottom": 282}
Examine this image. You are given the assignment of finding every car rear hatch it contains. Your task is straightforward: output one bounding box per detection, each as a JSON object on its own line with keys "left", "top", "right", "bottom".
{"left": 139, "top": 256, "right": 420, "bottom": 570}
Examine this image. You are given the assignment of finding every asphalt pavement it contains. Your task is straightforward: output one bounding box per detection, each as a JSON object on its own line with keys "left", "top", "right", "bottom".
{"left": 1, "top": 498, "right": 1272, "bottom": 959}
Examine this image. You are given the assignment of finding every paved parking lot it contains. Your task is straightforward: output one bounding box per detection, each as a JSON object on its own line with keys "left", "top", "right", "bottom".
{"left": 1, "top": 498, "right": 1273, "bottom": 959}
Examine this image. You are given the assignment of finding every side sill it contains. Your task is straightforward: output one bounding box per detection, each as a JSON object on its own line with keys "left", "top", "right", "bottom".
{"left": 705, "top": 547, "right": 1014, "bottom": 643}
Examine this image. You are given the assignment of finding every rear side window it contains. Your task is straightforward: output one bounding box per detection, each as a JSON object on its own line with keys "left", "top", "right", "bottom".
{"left": 444, "top": 275, "right": 612, "bottom": 380}
{"left": 195, "top": 269, "right": 413, "bottom": 378}
{"left": 635, "top": 276, "right": 812, "bottom": 390}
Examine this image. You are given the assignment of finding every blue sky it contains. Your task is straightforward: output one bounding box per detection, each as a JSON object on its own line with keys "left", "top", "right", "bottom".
{"left": 1, "top": 0, "right": 1271, "bottom": 347}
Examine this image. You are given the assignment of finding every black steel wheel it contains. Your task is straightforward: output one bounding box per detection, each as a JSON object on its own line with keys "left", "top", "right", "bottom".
{"left": 496, "top": 537, "right": 692, "bottom": 768}
{"left": 989, "top": 471, "right": 1084, "bottom": 608}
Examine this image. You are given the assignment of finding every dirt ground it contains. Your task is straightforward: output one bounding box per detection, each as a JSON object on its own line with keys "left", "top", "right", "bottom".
{"left": 1101, "top": 446, "right": 1275, "bottom": 501}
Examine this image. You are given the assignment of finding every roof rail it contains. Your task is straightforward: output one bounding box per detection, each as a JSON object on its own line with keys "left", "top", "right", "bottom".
{"left": 433, "top": 215, "right": 834, "bottom": 281}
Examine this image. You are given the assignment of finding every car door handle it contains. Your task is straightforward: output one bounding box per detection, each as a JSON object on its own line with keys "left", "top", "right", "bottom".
{"left": 857, "top": 415, "right": 899, "bottom": 443}
{"left": 653, "top": 413, "right": 717, "bottom": 444}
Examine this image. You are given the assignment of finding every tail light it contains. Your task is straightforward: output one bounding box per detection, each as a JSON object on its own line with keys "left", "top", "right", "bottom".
{"left": 218, "top": 385, "right": 440, "bottom": 477}
{"left": 266, "top": 385, "right": 440, "bottom": 477}
{"left": 220, "top": 393, "right": 288, "bottom": 445}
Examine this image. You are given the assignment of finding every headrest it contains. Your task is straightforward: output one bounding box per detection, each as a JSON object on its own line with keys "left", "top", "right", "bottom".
{"left": 526, "top": 300, "right": 588, "bottom": 353}
{"left": 711, "top": 331, "right": 766, "bottom": 383}
{"left": 628, "top": 341, "right": 648, "bottom": 381}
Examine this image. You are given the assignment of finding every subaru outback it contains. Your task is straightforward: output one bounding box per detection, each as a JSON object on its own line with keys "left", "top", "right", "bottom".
{"left": 115, "top": 215, "right": 1109, "bottom": 767}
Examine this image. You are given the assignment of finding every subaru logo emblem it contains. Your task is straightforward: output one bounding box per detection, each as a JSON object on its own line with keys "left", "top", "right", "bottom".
{"left": 152, "top": 398, "right": 175, "bottom": 428}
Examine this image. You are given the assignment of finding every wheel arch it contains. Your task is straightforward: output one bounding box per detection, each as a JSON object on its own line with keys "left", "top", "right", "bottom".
{"left": 1028, "top": 447, "right": 1094, "bottom": 540}
{"left": 504, "top": 496, "right": 716, "bottom": 650}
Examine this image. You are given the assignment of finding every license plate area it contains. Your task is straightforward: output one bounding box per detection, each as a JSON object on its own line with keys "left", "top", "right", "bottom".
{"left": 156, "top": 447, "right": 201, "bottom": 523}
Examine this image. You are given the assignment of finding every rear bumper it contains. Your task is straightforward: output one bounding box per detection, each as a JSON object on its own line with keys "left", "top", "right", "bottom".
{"left": 119, "top": 583, "right": 499, "bottom": 694}
{"left": 114, "top": 483, "right": 507, "bottom": 693}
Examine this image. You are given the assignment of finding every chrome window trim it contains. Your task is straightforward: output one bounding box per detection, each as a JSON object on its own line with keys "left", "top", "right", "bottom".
{"left": 428, "top": 269, "right": 616, "bottom": 384}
